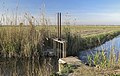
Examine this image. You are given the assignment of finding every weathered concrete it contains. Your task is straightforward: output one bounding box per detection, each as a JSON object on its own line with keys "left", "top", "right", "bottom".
{"left": 58, "top": 56, "right": 81, "bottom": 72}
{"left": 53, "top": 38, "right": 67, "bottom": 58}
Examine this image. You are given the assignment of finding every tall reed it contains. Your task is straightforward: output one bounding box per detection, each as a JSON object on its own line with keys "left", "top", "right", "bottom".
{"left": 0, "top": 22, "right": 52, "bottom": 58}
{"left": 87, "top": 46, "right": 120, "bottom": 70}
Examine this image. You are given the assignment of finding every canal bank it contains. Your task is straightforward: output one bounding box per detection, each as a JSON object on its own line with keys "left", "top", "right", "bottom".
{"left": 54, "top": 30, "right": 120, "bottom": 76}
{"left": 66, "top": 30, "right": 120, "bottom": 56}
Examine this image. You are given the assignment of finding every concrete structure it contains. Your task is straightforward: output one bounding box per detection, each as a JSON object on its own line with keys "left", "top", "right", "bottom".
{"left": 53, "top": 38, "right": 67, "bottom": 58}
{"left": 58, "top": 56, "right": 81, "bottom": 72}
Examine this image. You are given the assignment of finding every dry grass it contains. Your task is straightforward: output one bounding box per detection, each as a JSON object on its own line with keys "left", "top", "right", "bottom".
{"left": 69, "top": 46, "right": 120, "bottom": 76}
{"left": 0, "top": 24, "right": 52, "bottom": 58}
{"left": 1, "top": 25, "right": 120, "bottom": 57}
{"left": 35, "top": 25, "right": 120, "bottom": 37}
{"left": 70, "top": 65, "right": 120, "bottom": 76}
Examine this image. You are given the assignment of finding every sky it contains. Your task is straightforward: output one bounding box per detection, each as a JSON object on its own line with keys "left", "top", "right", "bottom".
{"left": 0, "top": 0, "right": 120, "bottom": 25}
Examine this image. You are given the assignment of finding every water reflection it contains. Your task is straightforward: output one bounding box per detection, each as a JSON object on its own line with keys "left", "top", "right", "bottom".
{"left": 0, "top": 57, "right": 58, "bottom": 76}
{"left": 79, "top": 36, "right": 120, "bottom": 64}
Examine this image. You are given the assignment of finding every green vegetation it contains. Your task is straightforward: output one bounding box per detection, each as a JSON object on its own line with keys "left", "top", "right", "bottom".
{"left": 0, "top": 24, "right": 51, "bottom": 58}
{"left": 1, "top": 1, "right": 120, "bottom": 76}
{"left": 51, "top": 64, "right": 76, "bottom": 76}
{"left": 68, "top": 47, "right": 120, "bottom": 76}
{"left": 64, "top": 26, "right": 120, "bottom": 56}
{"left": 0, "top": 25, "right": 120, "bottom": 57}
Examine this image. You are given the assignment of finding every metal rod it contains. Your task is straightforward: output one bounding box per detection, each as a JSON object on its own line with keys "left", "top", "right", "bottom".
{"left": 57, "top": 13, "right": 59, "bottom": 39}
{"left": 59, "top": 13, "right": 61, "bottom": 40}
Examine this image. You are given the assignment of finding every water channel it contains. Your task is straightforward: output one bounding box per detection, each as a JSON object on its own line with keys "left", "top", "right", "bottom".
{"left": 79, "top": 36, "right": 120, "bottom": 64}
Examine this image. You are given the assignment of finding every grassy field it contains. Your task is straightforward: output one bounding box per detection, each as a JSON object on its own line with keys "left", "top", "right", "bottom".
{"left": 1, "top": 25, "right": 120, "bottom": 57}
{"left": 1, "top": 25, "right": 120, "bottom": 76}
{"left": 1, "top": 25, "right": 120, "bottom": 36}
{"left": 35, "top": 25, "right": 120, "bottom": 37}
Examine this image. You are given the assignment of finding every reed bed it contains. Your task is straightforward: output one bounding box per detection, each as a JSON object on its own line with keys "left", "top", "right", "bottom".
{"left": 69, "top": 47, "right": 120, "bottom": 76}
{"left": 0, "top": 25, "right": 120, "bottom": 57}
{"left": 1, "top": 0, "right": 120, "bottom": 58}
{"left": 0, "top": 23, "right": 52, "bottom": 58}
{"left": 63, "top": 27, "right": 120, "bottom": 56}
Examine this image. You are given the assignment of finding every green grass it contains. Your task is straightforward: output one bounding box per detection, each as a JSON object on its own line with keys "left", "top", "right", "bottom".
{"left": 68, "top": 45, "right": 120, "bottom": 76}
{"left": 1, "top": 25, "right": 120, "bottom": 76}
{"left": 2, "top": 25, "right": 120, "bottom": 37}
{"left": 0, "top": 25, "right": 120, "bottom": 57}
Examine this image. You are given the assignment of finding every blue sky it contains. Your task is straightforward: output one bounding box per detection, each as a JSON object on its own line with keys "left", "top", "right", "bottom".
{"left": 1, "top": 0, "right": 120, "bottom": 25}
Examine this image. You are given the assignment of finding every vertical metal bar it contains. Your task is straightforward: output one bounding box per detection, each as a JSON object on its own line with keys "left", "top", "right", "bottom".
{"left": 63, "top": 43, "right": 64, "bottom": 58}
{"left": 60, "top": 43, "right": 61, "bottom": 58}
{"left": 65, "top": 42, "right": 67, "bottom": 57}
{"left": 57, "top": 13, "right": 59, "bottom": 39}
{"left": 57, "top": 13, "right": 60, "bottom": 58}
{"left": 53, "top": 40, "right": 56, "bottom": 56}
{"left": 59, "top": 13, "right": 61, "bottom": 40}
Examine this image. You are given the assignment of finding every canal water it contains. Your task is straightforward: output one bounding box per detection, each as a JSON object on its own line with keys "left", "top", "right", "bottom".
{"left": 0, "top": 57, "right": 58, "bottom": 76}
{"left": 79, "top": 36, "right": 120, "bottom": 64}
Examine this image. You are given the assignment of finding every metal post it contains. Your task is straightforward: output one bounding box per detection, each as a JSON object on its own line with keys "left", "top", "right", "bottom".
{"left": 59, "top": 13, "right": 61, "bottom": 40}
{"left": 57, "top": 13, "right": 60, "bottom": 39}
{"left": 53, "top": 40, "right": 56, "bottom": 56}
{"left": 60, "top": 43, "right": 61, "bottom": 58}
{"left": 57, "top": 13, "right": 60, "bottom": 58}
{"left": 57, "top": 12, "right": 62, "bottom": 40}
